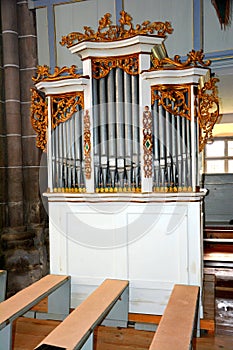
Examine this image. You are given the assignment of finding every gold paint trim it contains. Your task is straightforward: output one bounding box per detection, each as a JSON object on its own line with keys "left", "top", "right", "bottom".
{"left": 60, "top": 11, "right": 173, "bottom": 48}
{"left": 150, "top": 49, "right": 211, "bottom": 70}
{"left": 51, "top": 92, "right": 84, "bottom": 129}
{"left": 151, "top": 84, "right": 191, "bottom": 120}
{"left": 92, "top": 54, "right": 139, "bottom": 79}
{"left": 198, "top": 77, "right": 220, "bottom": 151}
{"left": 83, "top": 110, "right": 91, "bottom": 180}
{"left": 30, "top": 88, "right": 48, "bottom": 151}
{"left": 143, "top": 106, "right": 153, "bottom": 178}
{"left": 32, "top": 65, "right": 81, "bottom": 83}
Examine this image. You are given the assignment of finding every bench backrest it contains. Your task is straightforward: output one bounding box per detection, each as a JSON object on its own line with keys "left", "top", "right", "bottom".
{"left": 149, "top": 284, "right": 199, "bottom": 350}
{"left": 35, "top": 278, "right": 129, "bottom": 350}
{"left": 0, "top": 274, "right": 70, "bottom": 328}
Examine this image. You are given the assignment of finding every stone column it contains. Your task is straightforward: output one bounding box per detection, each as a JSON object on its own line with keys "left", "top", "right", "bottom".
{"left": 0, "top": 0, "right": 49, "bottom": 296}
{"left": 1, "top": 0, "right": 24, "bottom": 228}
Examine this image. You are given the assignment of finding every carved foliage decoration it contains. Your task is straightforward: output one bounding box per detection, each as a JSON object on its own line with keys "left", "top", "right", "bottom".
{"left": 152, "top": 85, "right": 191, "bottom": 120}
{"left": 83, "top": 110, "right": 91, "bottom": 179}
{"left": 32, "top": 65, "right": 81, "bottom": 83}
{"left": 151, "top": 49, "right": 211, "bottom": 70}
{"left": 51, "top": 93, "right": 84, "bottom": 129}
{"left": 143, "top": 107, "right": 153, "bottom": 178}
{"left": 92, "top": 54, "right": 139, "bottom": 79}
{"left": 30, "top": 88, "right": 48, "bottom": 151}
{"left": 198, "top": 77, "right": 220, "bottom": 151}
{"left": 60, "top": 11, "right": 173, "bottom": 47}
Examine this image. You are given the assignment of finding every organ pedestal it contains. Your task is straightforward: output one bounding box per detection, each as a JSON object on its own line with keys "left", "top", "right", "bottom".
{"left": 31, "top": 12, "right": 219, "bottom": 316}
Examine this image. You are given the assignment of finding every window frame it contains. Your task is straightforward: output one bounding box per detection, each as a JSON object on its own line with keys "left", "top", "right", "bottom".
{"left": 204, "top": 137, "right": 233, "bottom": 174}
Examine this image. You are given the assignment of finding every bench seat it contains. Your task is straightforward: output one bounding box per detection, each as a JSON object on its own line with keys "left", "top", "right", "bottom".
{"left": 149, "top": 284, "right": 200, "bottom": 350}
{"left": 0, "top": 274, "right": 70, "bottom": 350}
{"left": 35, "top": 278, "right": 129, "bottom": 350}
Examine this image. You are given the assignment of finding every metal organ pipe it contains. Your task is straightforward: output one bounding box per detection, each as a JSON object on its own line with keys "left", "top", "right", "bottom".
{"left": 124, "top": 71, "right": 132, "bottom": 189}
{"left": 131, "top": 75, "right": 140, "bottom": 189}
{"left": 115, "top": 68, "right": 125, "bottom": 189}
{"left": 93, "top": 78, "right": 100, "bottom": 190}
{"left": 107, "top": 69, "right": 116, "bottom": 189}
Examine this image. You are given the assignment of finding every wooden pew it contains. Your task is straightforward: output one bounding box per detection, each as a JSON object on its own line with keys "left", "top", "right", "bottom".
{"left": 35, "top": 278, "right": 129, "bottom": 350}
{"left": 0, "top": 274, "right": 70, "bottom": 350}
{"left": 0, "top": 270, "right": 7, "bottom": 302}
{"left": 149, "top": 284, "right": 200, "bottom": 350}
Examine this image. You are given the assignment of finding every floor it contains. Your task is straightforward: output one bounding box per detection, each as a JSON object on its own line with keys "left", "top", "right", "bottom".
{"left": 12, "top": 317, "right": 233, "bottom": 350}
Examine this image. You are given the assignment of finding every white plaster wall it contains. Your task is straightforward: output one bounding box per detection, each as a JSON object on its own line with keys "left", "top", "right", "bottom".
{"left": 36, "top": 7, "right": 50, "bottom": 66}
{"left": 124, "top": 0, "right": 193, "bottom": 57}
{"left": 203, "top": 0, "right": 233, "bottom": 53}
{"left": 55, "top": 0, "right": 116, "bottom": 68}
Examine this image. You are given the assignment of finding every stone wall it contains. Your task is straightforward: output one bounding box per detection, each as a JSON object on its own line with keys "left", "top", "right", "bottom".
{"left": 0, "top": 0, "right": 49, "bottom": 297}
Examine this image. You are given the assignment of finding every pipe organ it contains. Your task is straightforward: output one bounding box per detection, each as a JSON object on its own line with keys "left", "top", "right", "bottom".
{"left": 31, "top": 12, "right": 220, "bottom": 316}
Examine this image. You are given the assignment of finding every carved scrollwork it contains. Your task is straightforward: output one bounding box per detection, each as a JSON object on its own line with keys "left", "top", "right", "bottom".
{"left": 198, "top": 77, "right": 220, "bottom": 151}
{"left": 83, "top": 110, "right": 91, "bottom": 179}
{"left": 51, "top": 93, "right": 84, "bottom": 129}
{"left": 30, "top": 88, "right": 48, "bottom": 151}
{"left": 60, "top": 11, "right": 173, "bottom": 47}
{"left": 151, "top": 49, "right": 211, "bottom": 70}
{"left": 92, "top": 54, "right": 139, "bottom": 79}
{"left": 143, "top": 106, "right": 153, "bottom": 178}
{"left": 32, "top": 65, "right": 81, "bottom": 83}
{"left": 152, "top": 85, "right": 191, "bottom": 120}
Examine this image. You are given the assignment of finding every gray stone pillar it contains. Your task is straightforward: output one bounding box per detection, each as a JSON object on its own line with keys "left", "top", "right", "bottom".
{"left": 1, "top": 0, "right": 24, "bottom": 228}
{"left": 0, "top": 0, "right": 49, "bottom": 296}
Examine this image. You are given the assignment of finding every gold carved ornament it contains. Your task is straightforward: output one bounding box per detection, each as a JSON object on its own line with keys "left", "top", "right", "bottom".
{"left": 51, "top": 92, "right": 84, "bottom": 129}
{"left": 60, "top": 11, "right": 173, "bottom": 47}
{"left": 143, "top": 106, "right": 153, "bottom": 178}
{"left": 151, "top": 85, "right": 191, "bottom": 120}
{"left": 92, "top": 54, "right": 139, "bottom": 79}
{"left": 30, "top": 88, "right": 48, "bottom": 151}
{"left": 83, "top": 110, "right": 91, "bottom": 180}
{"left": 197, "top": 77, "right": 220, "bottom": 152}
{"left": 32, "top": 65, "right": 81, "bottom": 83}
{"left": 151, "top": 49, "right": 211, "bottom": 70}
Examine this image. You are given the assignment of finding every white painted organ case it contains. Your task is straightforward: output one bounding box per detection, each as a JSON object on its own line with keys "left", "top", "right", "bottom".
{"left": 31, "top": 12, "right": 220, "bottom": 316}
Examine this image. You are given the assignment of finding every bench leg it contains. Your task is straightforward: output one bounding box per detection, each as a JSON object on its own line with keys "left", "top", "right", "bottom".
{"left": 102, "top": 286, "right": 129, "bottom": 327}
{"left": 0, "top": 270, "right": 7, "bottom": 302}
{"left": 78, "top": 333, "right": 93, "bottom": 350}
{"left": 0, "top": 323, "right": 12, "bottom": 350}
{"left": 36, "top": 278, "right": 71, "bottom": 320}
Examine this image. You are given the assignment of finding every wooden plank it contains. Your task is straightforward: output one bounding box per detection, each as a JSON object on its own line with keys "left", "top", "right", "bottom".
{"left": 0, "top": 275, "right": 70, "bottom": 327}
{"left": 35, "top": 279, "right": 129, "bottom": 350}
{"left": 129, "top": 313, "right": 214, "bottom": 334}
{"left": 30, "top": 298, "right": 48, "bottom": 313}
{"left": 149, "top": 284, "right": 199, "bottom": 350}
{"left": 128, "top": 313, "right": 161, "bottom": 325}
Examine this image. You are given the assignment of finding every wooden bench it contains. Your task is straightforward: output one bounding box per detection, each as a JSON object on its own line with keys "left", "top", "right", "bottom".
{"left": 35, "top": 278, "right": 129, "bottom": 350}
{"left": 0, "top": 270, "right": 7, "bottom": 302}
{"left": 149, "top": 284, "right": 200, "bottom": 350}
{"left": 0, "top": 274, "right": 71, "bottom": 350}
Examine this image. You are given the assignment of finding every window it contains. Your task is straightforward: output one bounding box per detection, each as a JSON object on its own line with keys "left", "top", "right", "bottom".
{"left": 204, "top": 138, "right": 233, "bottom": 173}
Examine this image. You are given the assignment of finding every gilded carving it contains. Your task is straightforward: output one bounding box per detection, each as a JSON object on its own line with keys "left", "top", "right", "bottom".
{"left": 83, "top": 110, "right": 91, "bottom": 179}
{"left": 51, "top": 93, "right": 84, "bottom": 129}
{"left": 30, "top": 88, "right": 48, "bottom": 151}
{"left": 198, "top": 77, "right": 220, "bottom": 151}
{"left": 152, "top": 85, "right": 191, "bottom": 120}
{"left": 151, "top": 49, "right": 211, "bottom": 70}
{"left": 143, "top": 106, "right": 153, "bottom": 178}
{"left": 60, "top": 11, "right": 173, "bottom": 47}
{"left": 92, "top": 54, "right": 139, "bottom": 79}
{"left": 32, "top": 65, "right": 81, "bottom": 83}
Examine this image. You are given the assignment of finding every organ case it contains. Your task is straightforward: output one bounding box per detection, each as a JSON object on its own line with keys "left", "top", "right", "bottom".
{"left": 31, "top": 12, "right": 220, "bottom": 317}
